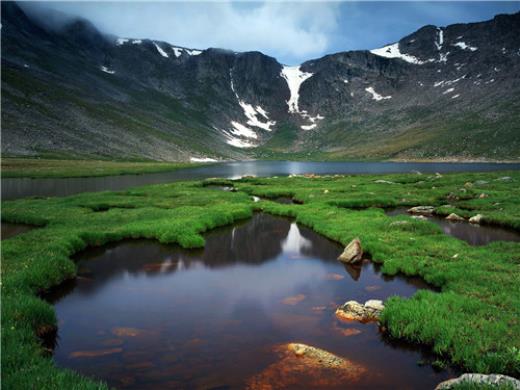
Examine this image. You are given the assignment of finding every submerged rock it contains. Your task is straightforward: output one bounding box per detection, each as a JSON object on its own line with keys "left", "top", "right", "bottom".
{"left": 337, "top": 238, "right": 363, "bottom": 264}
{"left": 446, "top": 213, "right": 465, "bottom": 222}
{"left": 435, "top": 373, "right": 520, "bottom": 390}
{"left": 246, "top": 343, "right": 366, "bottom": 389}
{"left": 281, "top": 294, "right": 306, "bottom": 306}
{"left": 408, "top": 206, "right": 435, "bottom": 215}
{"left": 469, "top": 214, "right": 484, "bottom": 224}
{"left": 335, "top": 299, "right": 384, "bottom": 323}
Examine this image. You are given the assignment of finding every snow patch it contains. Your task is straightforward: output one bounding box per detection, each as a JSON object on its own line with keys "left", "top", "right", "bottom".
{"left": 172, "top": 47, "right": 183, "bottom": 57}
{"left": 435, "top": 28, "right": 444, "bottom": 51}
{"left": 230, "top": 71, "right": 276, "bottom": 131}
{"left": 443, "top": 88, "right": 455, "bottom": 95}
{"left": 439, "top": 52, "right": 449, "bottom": 63}
{"left": 116, "top": 38, "right": 128, "bottom": 45}
{"left": 190, "top": 157, "right": 217, "bottom": 163}
{"left": 132, "top": 39, "right": 142, "bottom": 44}
{"left": 100, "top": 66, "right": 115, "bottom": 74}
{"left": 280, "top": 65, "right": 313, "bottom": 113}
{"left": 153, "top": 42, "right": 169, "bottom": 58}
{"left": 453, "top": 42, "right": 477, "bottom": 51}
{"left": 451, "top": 94, "right": 460, "bottom": 99}
{"left": 230, "top": 121, "right": 257, "bottom": 139}
{"left": 365, "top": 86, "right": 392, "bottom": 101}
{"left": 299, "top": 112, "right": 324, "bottom": 130}
{"left": 370, "top": 43, "right": 424, "bottom": 64}
{"left": 185, "top": 49, "right": 202, "bottom": 56}
{"left": 226, "top": 137, "right": 256, "bottom": 149}
{"left": 433, "top": 75, "right": 465, "bottom": 87}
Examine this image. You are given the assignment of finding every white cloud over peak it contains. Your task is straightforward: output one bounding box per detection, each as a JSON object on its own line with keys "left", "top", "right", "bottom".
{"left": 23, "top": 1, "right": 340, "bottom": 65}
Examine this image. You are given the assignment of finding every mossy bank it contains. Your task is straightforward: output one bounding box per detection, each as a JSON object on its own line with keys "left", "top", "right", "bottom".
{"left": 1, "top": 171, "right": 519, "bottom": 388}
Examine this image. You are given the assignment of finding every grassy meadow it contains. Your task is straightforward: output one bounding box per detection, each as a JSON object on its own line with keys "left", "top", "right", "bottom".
{"left": 1, "top": 158, "right": 206, "bottom": 178}
{"left": 1, "top": 170, "right": 519, "bottom": 388}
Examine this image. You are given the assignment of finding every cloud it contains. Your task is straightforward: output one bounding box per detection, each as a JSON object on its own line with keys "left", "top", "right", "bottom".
{"left": 20, "top": 1, "right": 340, "bottom": 65}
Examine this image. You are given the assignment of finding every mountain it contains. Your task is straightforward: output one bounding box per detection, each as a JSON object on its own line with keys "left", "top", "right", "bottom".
{"left": 2, "top": 1, "right": 519, "bottom": 161}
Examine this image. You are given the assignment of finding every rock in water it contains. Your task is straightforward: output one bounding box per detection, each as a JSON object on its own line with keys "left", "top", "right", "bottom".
{"left": 408, "top": 206, "right": 435, "bottom": 215}
{"left": 337, "top": 238, "right": 363, "bottom": 264}
{"left": 446, "top": 213, "right": 465, "bottom": 221}
{"left": 469, "top": 214, "right": 484, "bottom": 224}
{"left": 245, "top": 343, "right": 366, "bottom": 389}
{"left": 435, "top": 374, "right": 520, "bottom": 389}
{"left": 335, "top": 299, "right": 384, "bottom": 322}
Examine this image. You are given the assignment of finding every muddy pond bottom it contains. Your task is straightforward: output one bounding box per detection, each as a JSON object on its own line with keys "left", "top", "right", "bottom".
{"left": 48, "top": 214, "right": 458, "bottom": 389}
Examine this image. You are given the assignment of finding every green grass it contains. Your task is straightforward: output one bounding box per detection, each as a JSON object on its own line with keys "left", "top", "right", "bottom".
{"left": 1, "top": 171, "right": 520, "bottom": 388}
{"left": 1, "top": 158, "right": 209, "bottom": 178}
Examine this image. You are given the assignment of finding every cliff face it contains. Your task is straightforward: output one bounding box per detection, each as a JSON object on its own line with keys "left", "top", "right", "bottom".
{"left": 2, "top": 2, "right": 519, "bottom": 161}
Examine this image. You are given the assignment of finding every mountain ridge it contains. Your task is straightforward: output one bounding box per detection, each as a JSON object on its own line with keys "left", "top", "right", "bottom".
{"left": 2, "top": 1, "right": 519, "bottom": 161}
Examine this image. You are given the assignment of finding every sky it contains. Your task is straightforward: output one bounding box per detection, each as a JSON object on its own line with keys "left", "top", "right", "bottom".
{"left": 21, "top": 1, "right": 520, "bottom": 65}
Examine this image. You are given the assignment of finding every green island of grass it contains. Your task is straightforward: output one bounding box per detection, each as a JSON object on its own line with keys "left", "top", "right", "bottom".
{"left": 1, "top": 158, "right": 208, "bottom": 178}
{"left": 1, "top": 171, "right": 519, "bottom": 388}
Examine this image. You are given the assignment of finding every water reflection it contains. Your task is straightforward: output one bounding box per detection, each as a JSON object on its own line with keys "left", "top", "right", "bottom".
{"left": 48, "top": 214, "right": 457, "bottom": 389}
{"left": 386, "top": 208, "right": 520, "bottom": 246}
{"left": 1, "top": 222, "right": 35, "bottom": 240}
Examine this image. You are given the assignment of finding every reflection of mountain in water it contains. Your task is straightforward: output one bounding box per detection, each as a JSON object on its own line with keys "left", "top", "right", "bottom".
{"left": 65, "top": 214, "right": 346, "bottom": 298}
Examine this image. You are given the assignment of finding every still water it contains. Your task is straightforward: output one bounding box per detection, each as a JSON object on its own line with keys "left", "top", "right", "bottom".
{"left": 385, "top": 208, "right": 520, "bottom": 246}
{"left": 47, "top": 214, "right": 458, "bottom": 389}
{"left": 4, "top": 160, "right": 519, "bottom": 200}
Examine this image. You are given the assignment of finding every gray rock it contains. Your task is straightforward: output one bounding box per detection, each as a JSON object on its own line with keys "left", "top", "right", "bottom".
{"left": 469, "top": 214, "right": 484, "bottom": 224}
{"left": 408, "top": 206, "right": 435, "bottom": 215}
{"left": 337, "top": 238, "right": 363, "bottom": 264}
{"left": 435, "top": 373, "right": 520, "bottom": 390}
{"left": 446, "top": 213, "right": 465, "bottom": 221}
{"left": 335, "top": 299, "right": 384, "bottom": 322}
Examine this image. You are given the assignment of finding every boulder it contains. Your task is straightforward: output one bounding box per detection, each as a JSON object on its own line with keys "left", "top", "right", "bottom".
{"left": 408, "top": 206, "right": 435, "bottom": 215}
{"left": 374, "top": 180, "right": 395, "bottom": 184}
{"left": 337, "top": 238, "right": 363, "bottom": 264}
{"left": 479, "top": 193, "right": 489, "bottom": 199}
{"left": 469, "top": 214, "right": 484, "bottom": 224}
{"left": 435, "top": 374, "right": 520, "bottom": 390}
{"left": 246, "top": 343, "right": 366, "bottom": 389}
{"left": 445, "top": 213, "right": 464, "bottom": 221}
{"left": 335, "top": 299, "right": 384, "bottom": 323}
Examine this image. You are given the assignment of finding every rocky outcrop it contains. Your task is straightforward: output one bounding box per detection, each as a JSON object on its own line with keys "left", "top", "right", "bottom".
{"left": 469, "top": 214, "right": 484, "bottom": 224}
{"left": 335, "top": 299, "right": 384, "bottom": 323}
{"left": 446, "top": 213, "right": 465, "bottom": 221}
{"left": 435, "top": 373, "right": 520, "bottom": 390}
{"left": 246, "top": 343, "right": 366, "bottom": 389}
{"left": 337, "top": 238, "right": 363, "bottom": 264}
{"left": 408, "top": 206, "right": 435, "bottom": 215}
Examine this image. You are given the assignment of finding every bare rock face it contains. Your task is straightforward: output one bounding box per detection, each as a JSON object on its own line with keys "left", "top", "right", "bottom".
{"left": 435, "top": 373, "right": 520, "bottom": 390}
{"left": 408, "top": 206, "right": 435, "bottom": 215}
{"left": 446, "top": 213, "right": 465, "bottom": 221}
{"left": 246, "top": 343, "right": 366, "bottom": 389}
{"left": 337, "top": 238, "right": 363, "bottom": 264}
{"left": 469, "top": 214, "right": 484, "bottom": 224}
{"left": 335, "top": 299, "right": 384, "bottom": 323}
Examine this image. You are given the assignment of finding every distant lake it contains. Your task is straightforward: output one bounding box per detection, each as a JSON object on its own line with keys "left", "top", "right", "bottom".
{"left": 2, "top": 160, "right": 519, "bottom": 200}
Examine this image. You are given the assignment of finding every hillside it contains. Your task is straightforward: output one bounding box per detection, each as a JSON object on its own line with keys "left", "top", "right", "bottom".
{"left": 2, "top": 2, "right": 519, "bottom": 161}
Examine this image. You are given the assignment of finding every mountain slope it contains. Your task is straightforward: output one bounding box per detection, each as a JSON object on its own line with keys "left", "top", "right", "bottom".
{"left": 2, "top": 1, "right": 519, "bottom": 161}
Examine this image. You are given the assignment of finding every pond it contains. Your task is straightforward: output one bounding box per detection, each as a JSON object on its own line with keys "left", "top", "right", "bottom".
{"left": 385, "top": 208, "right": 520, "bottom": 246}
{"left": 47, "top": 213, "right": 459, "bottom": 389}
{"left": 1, "top": 222, "right": 35, "bottom": 240}
{"left": 4, "top": 160, "right": 520, "bottom": 200}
